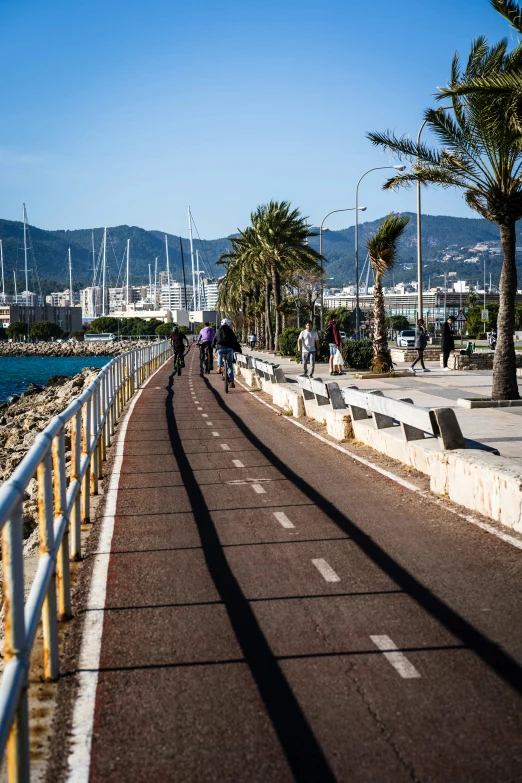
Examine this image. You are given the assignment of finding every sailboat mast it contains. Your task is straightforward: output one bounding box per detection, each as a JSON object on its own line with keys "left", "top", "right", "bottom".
{"left": 0, "top": 240, "right": 4, "bottom": 298}
{"left": 126, "top": 239, "right": 130, "bottom": 307}
{"left": 23, "top": 203, "right": 29, "bottom": 305}
{"left": 179, "top": 237, "right": 187, "bottom": 311}
{"left": 91, "top": 231, "right": 97, "bottom": 316}
{"left": 102, "top": 227, "right": 107, "bottom": 316}
{"left": 68, "top": 248, "right": 73, "bottom": 306}
{"left": 154, "top": 257, "right": 158, "bottom": 309}
{"left": 165, "top": 235, "right": 171, "bottom": 311}
{"left": 14, "top": 271, "right": 18, "bottom": 300}
{"left": 188, "top": 207, "right": 196, "bottom": 311}
{"left": 148, "top": 264, "right": 152, "bottom": 305}
{"left": 196, "top": 250, "right": 200, "bottom": 310}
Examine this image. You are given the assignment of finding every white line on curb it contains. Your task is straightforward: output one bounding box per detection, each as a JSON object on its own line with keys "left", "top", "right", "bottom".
{"left": 66, "top": 356, "right": 170, "bottom": 783}
{"left": 274, "top": 511, "right": 295, "bottom": 529}
{"left": 233, "top": 460, "right": 245, "bottom": 468}
{"left": 312, "top": 558, "right": 340, "bottom": 582}
{"left": 234, "top": 378, "right": 522, "bottom": 553}
{"left": 370, "top": 635, "right": 421, "bottom": 679}
{"left": 220, "top": 444, "right": 230, "bottom": 451}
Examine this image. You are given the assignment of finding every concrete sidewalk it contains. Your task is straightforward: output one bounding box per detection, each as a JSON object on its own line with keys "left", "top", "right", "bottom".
{"left": 243, "top": 348, "right": 522, "bottom": 463}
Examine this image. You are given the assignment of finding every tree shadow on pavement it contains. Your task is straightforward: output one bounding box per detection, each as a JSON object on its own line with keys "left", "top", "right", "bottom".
{"left": 165, "top": 373, "right": 336, "bottom": 783}
{"left": 201, "top": 376, "right": 522, "bottom": 701}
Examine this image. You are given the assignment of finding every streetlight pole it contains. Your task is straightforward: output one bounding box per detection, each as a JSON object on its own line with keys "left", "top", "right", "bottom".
{"left": 319, "top": 206, "right": 366, "bottom": 330}
{"left": 355, "top": 165, "right": 405, "bottom": 339}
{"left": 416, "top": 106, "right": 451, "bottom": 323}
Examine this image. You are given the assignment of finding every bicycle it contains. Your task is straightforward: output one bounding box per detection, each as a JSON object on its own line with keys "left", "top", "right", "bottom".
{"left": 174, "top": 346, "right": 190, "bottom": 376}
{"left": 221, "top": 351, "right": 233, "bottom": 393}
{"left": 199, "top": 343, "right": 211, "bottom": 374}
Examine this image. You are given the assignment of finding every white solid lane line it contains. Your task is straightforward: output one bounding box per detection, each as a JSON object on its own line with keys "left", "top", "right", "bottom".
{"left": 274, "top": 511, "right": 295, "bottom": 529}
{"left": 370, "top": 635, "right": 421, "bottom": 679}
{"left": 212, "top": 432, "right": 220, "bottom": 437}
{"left": 252, "top": 483, "right": 266, "bottom": 494}
{"left": 220, "top": 444, "right": 230, "bottom": 451}
{"left": 312, "top": 558, "right": 340, "bottom": 582}
{"left": 233, "top": 459, "right": 245, "bottom": 468}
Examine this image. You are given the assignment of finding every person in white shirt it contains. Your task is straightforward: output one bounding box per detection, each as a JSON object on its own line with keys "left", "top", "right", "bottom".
{"left": 297, "top": 321, "right": 320, "bottom": 377}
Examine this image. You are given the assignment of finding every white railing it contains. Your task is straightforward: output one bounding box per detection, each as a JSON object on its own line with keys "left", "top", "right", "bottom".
{"left": 0, "top": 341, "right": 172, "bottom": 782}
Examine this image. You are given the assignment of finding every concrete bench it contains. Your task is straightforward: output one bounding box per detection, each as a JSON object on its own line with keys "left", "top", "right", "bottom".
{"left": 341, "top": 387, "right": 465, "bottom": 450}
{"left": 252, "top": 358, "right": 286, "bottom": 384}
{"left": 235, "top": 353, "right": 251, "bottom": 369}
{"left": 296, "top": 376, "right": 345, "bottom": 409}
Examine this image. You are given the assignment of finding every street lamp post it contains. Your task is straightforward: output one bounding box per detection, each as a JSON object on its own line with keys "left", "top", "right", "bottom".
{"left": 355, "top": 165, "right": 405, "bottom": 339}
{"left": 319, "top": 207, "right": 366, "bottom": 330}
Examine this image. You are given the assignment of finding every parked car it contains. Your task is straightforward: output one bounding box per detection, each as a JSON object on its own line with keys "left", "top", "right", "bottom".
{"left": 396, "top": 329, "right": 416, "bottom": 348}
{"left": 339, "top": 330, "right": 347, "bottom": 340}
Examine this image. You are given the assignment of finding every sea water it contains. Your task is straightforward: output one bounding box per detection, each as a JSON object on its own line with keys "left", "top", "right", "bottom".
{"left": 0, "top": 356, "right": 110, "bottom": 402}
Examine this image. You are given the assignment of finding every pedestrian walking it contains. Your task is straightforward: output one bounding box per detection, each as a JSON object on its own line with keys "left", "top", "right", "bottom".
{"left": 325, "top": 315, "right": 344, "bottom": 376}
{"left": 298, "top": 321, "right": 320, "bottom": 377}
{"left": 249, "top": 333, "right": 258, "bottom": 350}
{"left": 411, "top": 319, "right": 429, "bottom": 373}
{"left": 441, "top": 315, "right": 456, "bottom": 371}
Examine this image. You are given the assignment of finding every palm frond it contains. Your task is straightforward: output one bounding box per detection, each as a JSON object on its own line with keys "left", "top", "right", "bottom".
{"left": 366, "top": 213, "right": 411, "bottom": 275}
{"left": 491, "top": 0, "right": 522, "bottom": 33}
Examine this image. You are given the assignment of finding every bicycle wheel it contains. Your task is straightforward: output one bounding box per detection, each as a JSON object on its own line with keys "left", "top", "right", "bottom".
{"left": 223, "top": 356, "right": 229, "bottom": 393}
{"left": 177, "top": 355, "right": 182, "bottom": 376}
{"left": 205, "top": 349, "right": 210, "bottom": 374}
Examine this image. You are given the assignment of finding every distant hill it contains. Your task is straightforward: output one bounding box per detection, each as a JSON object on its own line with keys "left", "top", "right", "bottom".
{"left": 0, "top": 213, "right": 518, "bottom": 294}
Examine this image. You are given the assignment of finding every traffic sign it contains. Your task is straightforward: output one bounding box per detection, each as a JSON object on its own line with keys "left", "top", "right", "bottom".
{"left": 456, "top": 310, "right": 467, "bottom": 322}
{"left": 481, "top": 309, "right": 489, "bottom": 322}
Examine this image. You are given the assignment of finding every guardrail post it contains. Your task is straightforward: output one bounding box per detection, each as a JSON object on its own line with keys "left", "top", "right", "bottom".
{"left": 70, "top": 410, "right": 82, "bottom": 561}
{"left": 37, "top": 451, "right": 59, "bottom": 679}
{"left": 81, "top": 399, "right": 91, "bottom": 524}
{"left": 2, "top": 505, "right": 30, "bottom": 783}
{"left": 99, "top": 375, "right": 107, "bottom": 463}
{"left": 91, "top": 388, "right": 99, "bottom": 494}
{"left": 53, "top": 431, "right": 72, "bottom": 621}
{"left": 109, "top": 364, "right": 116, "bottom": 437}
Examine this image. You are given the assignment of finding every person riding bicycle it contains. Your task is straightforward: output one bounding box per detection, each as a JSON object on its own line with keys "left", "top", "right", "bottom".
{"left": 170, "top": 326, "right": 190, "bottom": 367}
{"left": 197, "top": 322, "right": 215, "bottom": 370}
{"left": 212, "top": 318, "right": 241, "bottom": 388}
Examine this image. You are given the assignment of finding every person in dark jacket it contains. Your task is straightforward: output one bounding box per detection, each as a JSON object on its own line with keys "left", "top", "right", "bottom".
{"left": 170, "top": 326, "right": 190, "bottom": 366}
{"left": 411, "top": 319, "right": 429, "bottom": 373}
{"left": 441, "top": 315, "right": 456, "bottom": 371}
{"left": 212, "top": 319, "right": 242, "bottom": 387}
{"left": 325, "top": 315, "right": 343, "bottom": 376}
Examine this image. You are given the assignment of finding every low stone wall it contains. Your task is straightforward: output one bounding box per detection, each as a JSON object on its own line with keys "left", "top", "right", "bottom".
{"left": 0, "top": 340, "right": 152, "bottom": 357}
{"left": 391, "top": 347, "right": 441, "bottom": 363}
{"left": 443, "top": 351, "right": 522, "bottom": 370}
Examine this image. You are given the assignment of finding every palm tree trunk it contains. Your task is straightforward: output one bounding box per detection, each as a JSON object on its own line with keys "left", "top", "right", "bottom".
{"left": 264, "top": 280, "right": 273, "bottom": 349}
{"left": 241, "top": 295, "right": 247, "bottom": 343}
{"left": 493, "top": 221, "right": 520, "bottom": 400}
{"left": 372, "top": 271, "right": 393, "bottom": 372}
{"left": 271, "top": 265, "right": 281, "bottom": 352}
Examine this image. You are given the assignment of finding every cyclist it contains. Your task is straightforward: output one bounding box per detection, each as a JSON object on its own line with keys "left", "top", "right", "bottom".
{"left": 197, "top": 322, "right": 215, "bottom": 371}
{"left": 170, "top": 326, "right": 190, "bottom": 367}
{"left": 212, "top": 318, "right": 242, "bottom": 388}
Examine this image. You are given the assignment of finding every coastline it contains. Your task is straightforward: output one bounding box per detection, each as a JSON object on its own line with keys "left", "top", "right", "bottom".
{"left": 0, "top": 340, "right": 153, "bottom": 357}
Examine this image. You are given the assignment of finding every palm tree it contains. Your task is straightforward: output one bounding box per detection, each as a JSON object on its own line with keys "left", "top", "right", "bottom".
{"left": 251, "top": 201, "right": 323, "bottom": 350}
{"left": 366, "top": 214, "right": 411, "bottom": 373}
{"left": 492, "top": 0, "right": 522, "bottom": 32}
{"left": 368, "top": 38, "right": 521, "bottom": 400}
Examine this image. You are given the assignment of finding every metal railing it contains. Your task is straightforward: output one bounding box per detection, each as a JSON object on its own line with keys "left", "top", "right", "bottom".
{"left": 0, "top": 340, "right": 172, "bottom": 781}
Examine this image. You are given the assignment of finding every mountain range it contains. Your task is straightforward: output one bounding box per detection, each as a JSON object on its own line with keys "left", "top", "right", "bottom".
{"left": 0, "top": 213, "right": 518, "bottom": 295}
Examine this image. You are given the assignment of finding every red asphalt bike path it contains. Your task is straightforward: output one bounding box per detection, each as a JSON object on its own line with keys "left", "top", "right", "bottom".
{"left": 77, "top": 346, "right": 522, "bottom": 782}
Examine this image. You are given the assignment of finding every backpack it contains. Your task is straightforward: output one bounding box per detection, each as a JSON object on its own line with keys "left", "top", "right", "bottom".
{"left": 325, "top": 323, "right": 335, "bottom": 343}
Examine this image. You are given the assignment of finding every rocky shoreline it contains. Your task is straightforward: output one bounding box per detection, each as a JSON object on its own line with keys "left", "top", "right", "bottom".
{"left": 0, "top": 340, "right": 155, "bottom": 357}
{"left": 0, "top": 368, "right": 101, "bottom": 544}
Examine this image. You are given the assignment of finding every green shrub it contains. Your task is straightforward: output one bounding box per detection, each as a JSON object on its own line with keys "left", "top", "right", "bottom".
{"left": 70, "top": 330, "right": 85, "bottom": 341}
{"left": 344, "top": 339, "right": 373, "bottom": 369}
{"left": 279, "top": 327, "right": 301, "bottom": 359}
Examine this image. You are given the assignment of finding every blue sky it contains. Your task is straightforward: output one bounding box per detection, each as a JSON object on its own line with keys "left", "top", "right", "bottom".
{"left": 0, "top": 0, "right": 515, "bottom": 237}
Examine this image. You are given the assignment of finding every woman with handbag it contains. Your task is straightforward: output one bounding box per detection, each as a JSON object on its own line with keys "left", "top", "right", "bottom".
{"left": 411, "top": 319, "right": 429, "bottom": 373}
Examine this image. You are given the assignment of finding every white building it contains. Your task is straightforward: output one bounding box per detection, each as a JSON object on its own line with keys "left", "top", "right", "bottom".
{"left": 80, "top": 286, "right": 105, "bottom": 318}
{"left": 160, "top": 282, "right": 192, "bottom": 311}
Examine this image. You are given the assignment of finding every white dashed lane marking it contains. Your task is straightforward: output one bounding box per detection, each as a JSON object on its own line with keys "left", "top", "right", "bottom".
{"left": 212, "top": 432, "right": 220, "bottom": 437}
{"left": 232, "top": 460, "right": 244, "bottom": 468}
{"left": 312, "top": 558, "right": 340, "bottom": 583}
{"left": 273, "top": 511, "right": 295, "bottom": 529}
{"left": 252, "top": 484, "right": 266, "bottom": 494}
{"left": 370, "top": 635, "right": 421, "bottom": 679}
{"left": 220, "top": 444, "right": 230, "bottom": 451}
{"left": 202, "top": 414, "right": 208, "bottom": 418}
